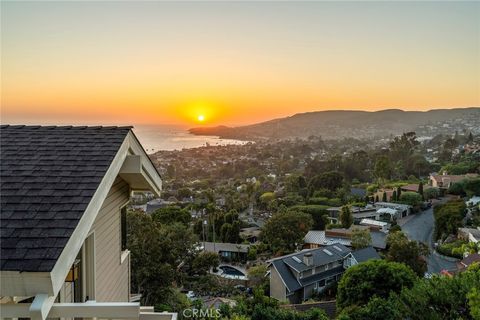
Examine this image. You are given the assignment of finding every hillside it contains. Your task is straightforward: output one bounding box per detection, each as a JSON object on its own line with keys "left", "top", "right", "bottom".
{"left": 189, "top": 108, "right": 480, "bottom": 141}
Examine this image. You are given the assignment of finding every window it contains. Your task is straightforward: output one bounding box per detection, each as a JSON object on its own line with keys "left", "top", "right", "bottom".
{"left": 121, "top": 206, "right": 127, "bottom": 251}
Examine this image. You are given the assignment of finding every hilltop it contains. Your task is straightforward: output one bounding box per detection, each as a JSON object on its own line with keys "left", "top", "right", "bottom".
{"left": 189, "top": 108, "right": 480, "bottom": 141}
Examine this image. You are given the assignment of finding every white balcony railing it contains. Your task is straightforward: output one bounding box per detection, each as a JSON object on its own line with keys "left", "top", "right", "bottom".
{"left": 0, "top": 301, "right": 177, "bottom": 320}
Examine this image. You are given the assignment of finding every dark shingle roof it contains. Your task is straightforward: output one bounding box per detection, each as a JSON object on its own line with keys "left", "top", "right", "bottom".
{"left": 461, "top": 253, "right": 480, "bottom": 267}
{"left": 270, "top": 244, "right": 351, "bottom": 292}
{"left": 351, "top": 246, "right": 381, "bottom": 263}
{"left": 272, "top": 259, "right": 302, "bottom": 292}
{"left": 0, "top": 125, "right": 131, "bottom": 272}
{"left": 282, "top": 244, "right": 351, "bottom": 272}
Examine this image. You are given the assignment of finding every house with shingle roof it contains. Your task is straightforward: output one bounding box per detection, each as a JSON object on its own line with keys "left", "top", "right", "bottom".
{"left": 0, "top": 125, "right": 176, "bottom": 320}
{"left": 268, "top": 244, "right": 380, "bottom": 304}
{"left": 429, "top": 172, "right": 478, "bottom": 189}
{"left": 457, "top": 253, "right": 480, "bottom": 271}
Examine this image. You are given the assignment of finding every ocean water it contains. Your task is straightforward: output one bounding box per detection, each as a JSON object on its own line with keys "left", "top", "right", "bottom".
{"left": 133, "top": 124, "right": 249, "bottom": 153}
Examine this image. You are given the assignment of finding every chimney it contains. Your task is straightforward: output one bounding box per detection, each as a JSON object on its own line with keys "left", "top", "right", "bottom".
{"left": 303, "top": 252, "right": 313, "bottom": 266}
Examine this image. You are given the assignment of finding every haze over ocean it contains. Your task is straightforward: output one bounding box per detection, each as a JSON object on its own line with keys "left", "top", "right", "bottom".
{"left": 133, "top": 125, "right": 248, "bottom": 153}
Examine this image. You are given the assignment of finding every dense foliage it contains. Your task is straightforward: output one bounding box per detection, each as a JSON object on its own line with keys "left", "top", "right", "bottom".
{"left": 127, "top": 210, "right": 196, "bottom": 308}
{"left": 350, "top": 228, "right": 371, "bottom": 250}
{"left": 385, "top": 231, "right": 429, "bottom": 276}
{"left": 338, "top": 264, "right": 480, "bottom": 320}
{"left": 261, "top": 211, "right": 313, "bottom": 254}
{"left": 433, "top": 200, "right": 466, "bottom": 240}
{"left": 337, "top": 259, "right": 417, "bottom": 310}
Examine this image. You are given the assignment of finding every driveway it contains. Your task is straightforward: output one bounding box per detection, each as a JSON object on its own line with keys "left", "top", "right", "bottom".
{"left": 400, "top": 207, "right": 458, "bottom": 273}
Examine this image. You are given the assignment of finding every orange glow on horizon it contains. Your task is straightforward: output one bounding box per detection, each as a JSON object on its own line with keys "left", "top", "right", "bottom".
{"left": 1, "top": 1, "right": 478, "bottom": 127}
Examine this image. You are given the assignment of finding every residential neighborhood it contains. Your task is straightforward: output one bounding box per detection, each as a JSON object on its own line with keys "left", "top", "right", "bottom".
{"left": 2, "top": 122, "right": 479, "bottom": 319}
{"left": 2, "top": 0, "right": 480, "bottom": 318}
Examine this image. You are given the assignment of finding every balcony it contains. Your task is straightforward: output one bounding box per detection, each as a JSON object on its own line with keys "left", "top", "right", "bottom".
{"left": 0, "top": 301, "right": 177, "bottom": 320}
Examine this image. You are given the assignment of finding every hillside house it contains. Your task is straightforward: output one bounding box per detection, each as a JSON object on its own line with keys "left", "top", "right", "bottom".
{"left": 429, "top": 172, "right": 478, "bottom": 189}
{"left": 0, "top": 125, "right": 176, "bottom": 320}
{"left": 268, "top": 245, "right": 379, "bottom": 304}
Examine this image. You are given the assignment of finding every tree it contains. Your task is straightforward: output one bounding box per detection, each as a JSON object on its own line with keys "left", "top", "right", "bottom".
{"left": 351, "top": 228, "right": 372, "bottom": 250}
{"left": 247, "top": 247, "right": 258, "bottom": 261}
{"left": 192, "top": 252, "right": 220, "bottom": 275}
{"left": 389, "top": 132, "right": 419, "bottom": 163}
{"left": 250, "top": 305, "right": 329, "bottom": 320}
{"left": 337, "top": 259, "right": 417, "bottom": 310}
{"left": 385, "top": 231, "right": 429, "bottom": 277}
{"left": 467, "top": 132, "right": 474, "bottom": 143}
{"left": 393, "top": 263, "right": 480, "bottom": 319}
{"left": 464, "top": 178, "right": 480, "bottom": 197}
{"left": 339, "top": 205, "right": 353, "bottom": 228}
{"left": 423, "top": 187, "right": 439, "bottom": 200}
{"left": 417, "top": 182, "right": 424, "bottom": 200}
{"left": 434, "top": 200, "right": 466, "bottom": 240}
{"left": 259, "top": 192, "right": 276, "bottom": 209}
{"left": 220, "top": 223, "right": 235, "bottom": 243}
{"left": 247, "top": 264, "right": 268, "bottom": 287}
{"left": 468, "top": 287, "right": 480, "bottom": 320}
{"left": 177, "top": 187, "right": 192, "bottom": 200}
{"left": 308, "top": 171, "right": 344, "bottom": 195}
{"left": 285, "top": 174, "right": 307, "bottom": 193}
{"left": 152, "top": 206, "right": 191, "bottom": 226}
{"left": 338, "top": 262, "right": 480, "bottom": 319}
{"left": 337, "top": 296, "right": 402, "bottom": 320}
{"left": 439, "top": 137, "right": 458, "bottom": 162}
{"left": 127, "top": 210, "right": 196, "bottom": 307}
{"left": 374, "top": 156, "right": 392, "bottom": 184}
{"left": 398, "top": 192, "right": 423, "bottom": 208}
{"left": 261, "top": 211, "right": 313, "bottom": 254}
{"left": 392, "top": 190, "right": 397, "bottom": 201}
{"left": 291, "top": 205, "right": 329, "bottom": 230}
{"left": 410, "top": 154, "right": 431, "bottom": 178}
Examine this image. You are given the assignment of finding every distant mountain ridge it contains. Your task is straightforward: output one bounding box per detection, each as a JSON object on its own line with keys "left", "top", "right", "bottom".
{"left": 189, "top": 108, "right": 480, "bottom": 141}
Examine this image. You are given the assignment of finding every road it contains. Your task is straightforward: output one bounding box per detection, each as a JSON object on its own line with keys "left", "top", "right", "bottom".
{"left": 400, "top": 207, "right": 458, "bottom": 273}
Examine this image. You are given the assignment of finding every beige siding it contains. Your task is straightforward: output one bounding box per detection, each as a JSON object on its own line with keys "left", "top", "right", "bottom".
{"left": 90, "top": 177, "right": 131, "bottom": 302}
{"left": 59, "top": 282, "right": 73, "bottom": 303}
{"left": 269, "top": 266, "right": 286, "bottom": 301}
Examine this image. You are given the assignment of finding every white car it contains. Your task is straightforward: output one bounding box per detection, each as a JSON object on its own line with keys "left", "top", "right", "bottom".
{"left": 186, "top": 291, "right": 196, "bottom": 300}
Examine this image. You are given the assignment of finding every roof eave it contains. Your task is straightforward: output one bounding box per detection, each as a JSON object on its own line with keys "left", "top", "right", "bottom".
{"left": 0, "top": 270, "right": 54, "bottom": 296}
{"left": 121, "top": 132, "right": 162, "bottom": 197}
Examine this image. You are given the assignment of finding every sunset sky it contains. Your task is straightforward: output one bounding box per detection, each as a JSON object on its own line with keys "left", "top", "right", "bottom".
{"left": 1, "top": 1, "right": 479, "bottom": 126}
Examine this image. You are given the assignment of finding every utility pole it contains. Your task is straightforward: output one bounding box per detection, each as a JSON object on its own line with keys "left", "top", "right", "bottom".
{"left": 203, "top": 219, "right": 207, "bottom": 250}
{"left": 212, "top": 213, "right": 216, "bottom": 253}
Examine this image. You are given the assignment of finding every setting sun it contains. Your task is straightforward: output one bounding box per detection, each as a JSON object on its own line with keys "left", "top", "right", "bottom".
{"left": 197, "top": 114, "right": 205, "bottom": 122}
